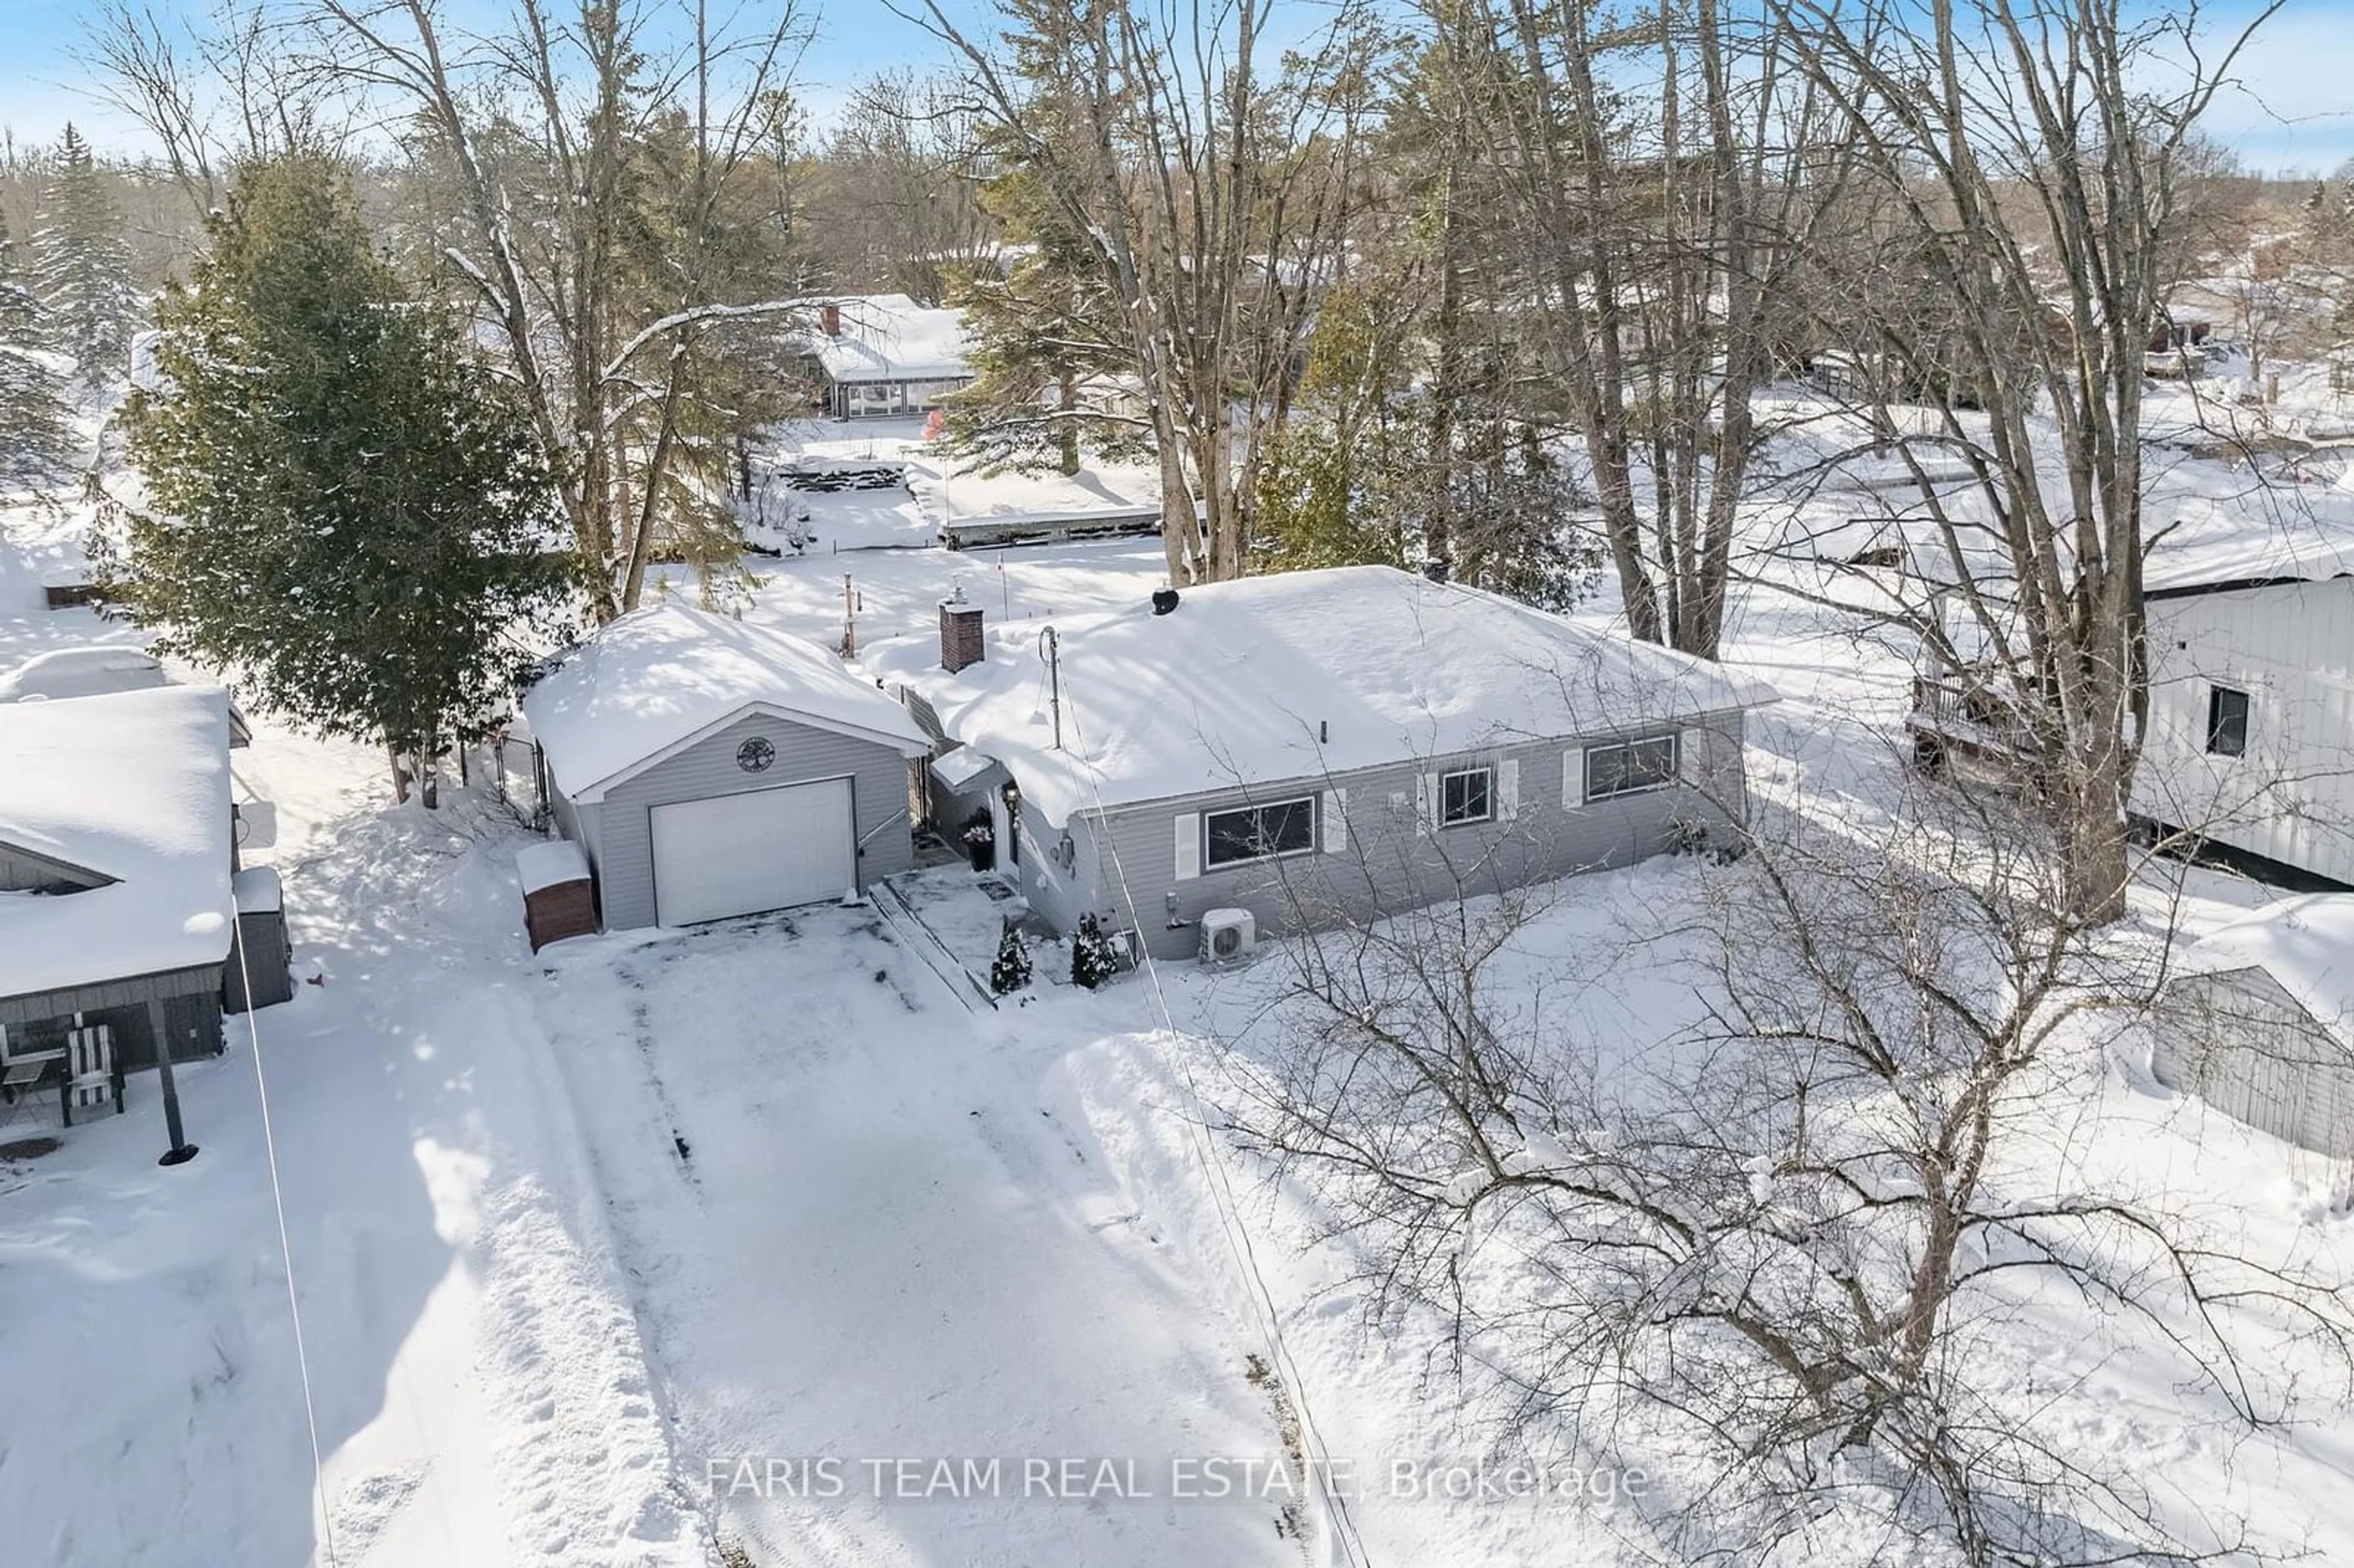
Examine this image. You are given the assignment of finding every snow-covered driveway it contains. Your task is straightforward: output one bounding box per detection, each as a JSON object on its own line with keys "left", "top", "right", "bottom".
{"left": 535, "top": 911, "right": 1298, "bottom": 1566}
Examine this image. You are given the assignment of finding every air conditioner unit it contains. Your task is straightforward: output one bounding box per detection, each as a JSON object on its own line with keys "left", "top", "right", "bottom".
{"left": 1199, "top": 907, "right": 1255, "bottom": 965}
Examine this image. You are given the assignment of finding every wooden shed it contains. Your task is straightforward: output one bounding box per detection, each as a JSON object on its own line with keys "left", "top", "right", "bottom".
{"left": 519, "top": 841, "right": 597, "bottom": 953}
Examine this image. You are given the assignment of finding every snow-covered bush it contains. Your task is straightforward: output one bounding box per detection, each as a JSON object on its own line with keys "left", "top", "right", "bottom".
{"left": 1070, "top": 914, "right": 1117, "bottom": 990}
{"left": 989, "top": 923, "right": 1031, "bottom": 995}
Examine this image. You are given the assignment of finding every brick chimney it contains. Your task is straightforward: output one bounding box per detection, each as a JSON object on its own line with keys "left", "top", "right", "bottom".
{"left": 821, "top": 301, "right": 842, "bottom": 337}
{"left": 940, "top": 595, "right": 985, "bottom": 674}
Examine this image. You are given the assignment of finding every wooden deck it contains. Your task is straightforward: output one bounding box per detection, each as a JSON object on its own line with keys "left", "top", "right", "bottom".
{"left": 1905, "top": 672, "right": 2042, "bottom": 774}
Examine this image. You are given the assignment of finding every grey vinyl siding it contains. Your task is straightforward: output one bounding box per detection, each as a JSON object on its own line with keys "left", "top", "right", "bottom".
{"left": 582, "top": 711, "right": 918, "bottom": 931}
{"left": 1013, "top": 797, "right": 1087, "bottom": 934}
{"left": 1075, "top": 711, "right": 1750, "bottom": 961}
{"left": 0, "top": 962, "right": 227, "bottom": 1071}
{"left": 928, "top": 750, "right": 1007, "bottom": 840}
{"left": 2152, "top": 967, "right": 2354, "bottom": 1158}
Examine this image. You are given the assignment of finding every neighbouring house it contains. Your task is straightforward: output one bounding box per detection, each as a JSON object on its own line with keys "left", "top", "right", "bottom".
{"left": 1898, "top": 488, "right": 2354, "bottom": 890}
{"left": 878, "top": 565, "right": 1779, "bottom": 963}
{"left": 520, "top": 605, "right": 932, "bottom": 931}
{"left": 0, "top": 686, "right": 291, "bottom": 1121}
{"left": 2151, "top": 896, "right": 2354, "bottom": 1159}
{"left": 2128, "top": 499, "right": 2354, "bottom": 887}
{"left": 789, "top": 294, "right": 975, "bottom": 421}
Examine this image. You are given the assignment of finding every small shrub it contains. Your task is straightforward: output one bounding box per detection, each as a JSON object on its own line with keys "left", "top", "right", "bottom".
{"left": 990, "top": 923, "right": 1032, "bottom": 995}
{"left": 1071, "top": 913, "right": 1118, "bottom": 989}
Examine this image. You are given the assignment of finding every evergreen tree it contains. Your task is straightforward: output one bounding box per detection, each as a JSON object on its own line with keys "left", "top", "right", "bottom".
{"left": 0, "top": 205, "right": 73, "bottom": 478}
{"left": 31, "top": 126, "right": 139, "bottom": 384}
{"left": 1070, "top": 914, "right": 1116, "bottom": 991}
{"left": 113, "top": 155, "right": 569, "bottom": 804}
{"left": 989, "top": 924, "right": 1032, "bottom": 995}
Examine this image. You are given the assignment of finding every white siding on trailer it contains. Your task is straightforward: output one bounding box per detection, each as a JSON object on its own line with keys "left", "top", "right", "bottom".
{"left": 2133, "top": 578, "right": 2354, "bottom": 884}
{"left": 1173, "top": 812, "right": 1200, "bottom": 880}
{"left": 1322, "top": 788, "right": 1349, "bottom": 852}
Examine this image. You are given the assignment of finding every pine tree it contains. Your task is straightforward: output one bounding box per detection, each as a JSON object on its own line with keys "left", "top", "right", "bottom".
{"left": 989, "top": 924, "right": 1032, "bottom": 995}
{"left": 1070, "top": 914, "right": 1116, "bottom": 991}
{"left": 0, "top": 205, "right": 73, "bottom": 478}
{"left": 31, "top": 126, "right": 139, "bottom": 385}
{"left": 113, "top": 154, "right": 570, "bottom": 804}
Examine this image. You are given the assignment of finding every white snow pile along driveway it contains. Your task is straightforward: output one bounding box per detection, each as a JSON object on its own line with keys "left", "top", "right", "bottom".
{"left": 533, "top": 909, "right": 1301, "bottom": 1567}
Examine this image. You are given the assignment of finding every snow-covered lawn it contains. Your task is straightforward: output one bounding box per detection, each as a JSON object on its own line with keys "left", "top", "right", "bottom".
{"left": 752, "top": 417, "right": 1167, "bottom": 554}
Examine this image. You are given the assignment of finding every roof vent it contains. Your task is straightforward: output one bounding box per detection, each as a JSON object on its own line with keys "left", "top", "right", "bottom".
{"left": 1151, "top": 587, "right": 1181, "bottom": 615}
{"left": 1423, "top": 556, "right": 1452, "bottom": 584}
{"left": 821, "top": 302, "right": 842, "bottom": 337}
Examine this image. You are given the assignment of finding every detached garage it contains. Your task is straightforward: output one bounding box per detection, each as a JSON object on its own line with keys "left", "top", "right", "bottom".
{"left": 521, "top": 605, "right": 931, "bottom": 931}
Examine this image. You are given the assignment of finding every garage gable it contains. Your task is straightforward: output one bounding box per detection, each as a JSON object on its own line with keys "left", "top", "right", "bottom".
{"left": 588, "top": 710, "right": 921, "bottom": 929}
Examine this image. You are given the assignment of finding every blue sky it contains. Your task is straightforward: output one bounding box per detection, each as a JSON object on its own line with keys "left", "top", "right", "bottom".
{"left": 4, "top": 0, "right": 2350, "bottom": 175}
{"left": 0, "top": 0, "right": 968, "bottom": 154}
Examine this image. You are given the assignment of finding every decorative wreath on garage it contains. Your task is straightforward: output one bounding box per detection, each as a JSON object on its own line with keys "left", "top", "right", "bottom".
{"left": 736, "top": 736, "right": 776, "bottom": 773}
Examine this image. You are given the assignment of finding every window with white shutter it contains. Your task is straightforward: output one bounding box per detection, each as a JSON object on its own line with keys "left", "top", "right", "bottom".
{"left": 1497, "top": 758, "right": 1520, "bottom": 822}
{"left": 1562, "top": 748, "right": 1585, "bottom": 808}
{"left": 1321, "top": 788, "right": 1348, "bottom": 852}
{"left": 1173, "top": 812, "right": 1200, "bottom": 880}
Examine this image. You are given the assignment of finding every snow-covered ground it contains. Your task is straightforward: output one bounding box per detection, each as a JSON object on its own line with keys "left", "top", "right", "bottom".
{"left": 11, "top": 360, "right": 2354, "bottom": 1566}
{"left": 749, "top": 417, "right": 1165, "bottom": 554}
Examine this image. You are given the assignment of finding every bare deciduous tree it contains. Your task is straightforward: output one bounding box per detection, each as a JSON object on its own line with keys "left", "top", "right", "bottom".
{"left": 1772, "top": 0, "right": 2282, "bottom": 923}
{"left": 906, "top": 0, "right": 1379, "bottom": 587}
{"left": 1224, "top": 767, "right": 2354, "bottom": 1564}
{"left": 307, "top": 0, "right": 820, "bottom": 617}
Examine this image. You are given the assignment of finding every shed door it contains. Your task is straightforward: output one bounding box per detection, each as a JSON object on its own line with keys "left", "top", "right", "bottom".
{"left": 650, "top": 777, "right": 855, "bottom": 926}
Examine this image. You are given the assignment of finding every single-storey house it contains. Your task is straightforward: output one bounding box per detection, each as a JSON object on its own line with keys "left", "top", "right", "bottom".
{"left": 790, "top": 294, "right": 975, "bottom": 421}
{"left": 521, "top": 604, "right": 932, "bottom": 930}
{"left": 0, "top": 685, "right": 284, "bottom": 1102}
{"left": 880, "top": 565, "right": 1778, "bottom": 962}
{"left": 2128, "top": 494, "right": 2354, "bottom": 886}
{"left": 2151, "top": 895, "right": 2354, "bottom": 1158}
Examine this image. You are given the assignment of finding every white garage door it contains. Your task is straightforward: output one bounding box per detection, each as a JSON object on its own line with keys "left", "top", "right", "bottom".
{"left": 649, "top": 777, "right": 856, "bottom": 926}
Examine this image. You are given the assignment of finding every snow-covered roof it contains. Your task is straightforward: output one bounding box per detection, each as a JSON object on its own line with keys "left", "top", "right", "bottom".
{"left": 872, "top": 565, "right": 1778, "bottom": 828}
{"left": 232, "top": 865, "right": 283, "bottom": 915}
{"left": 516, "top": 840, "right": 590, "bottom": 896}
{"left": 795, "top": 294, "right": 973, "bottom": 384}
{"left": 0, "top": 645, "right": 169, "bottom": 702}
{"left": 2143, "top": 484, "right": 2354, "bottom": 595}
{"left": 930, "top": 747, "right": 1002, "bottom": 790}
{"left": 2171, "top": 894, "right": 2354, "bottom": 1043}
{"left": 521, "top": 604, "right": 931, "bottom": 802}
{"left": 0, "top": 685, "right": 237, "bottom": 998}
